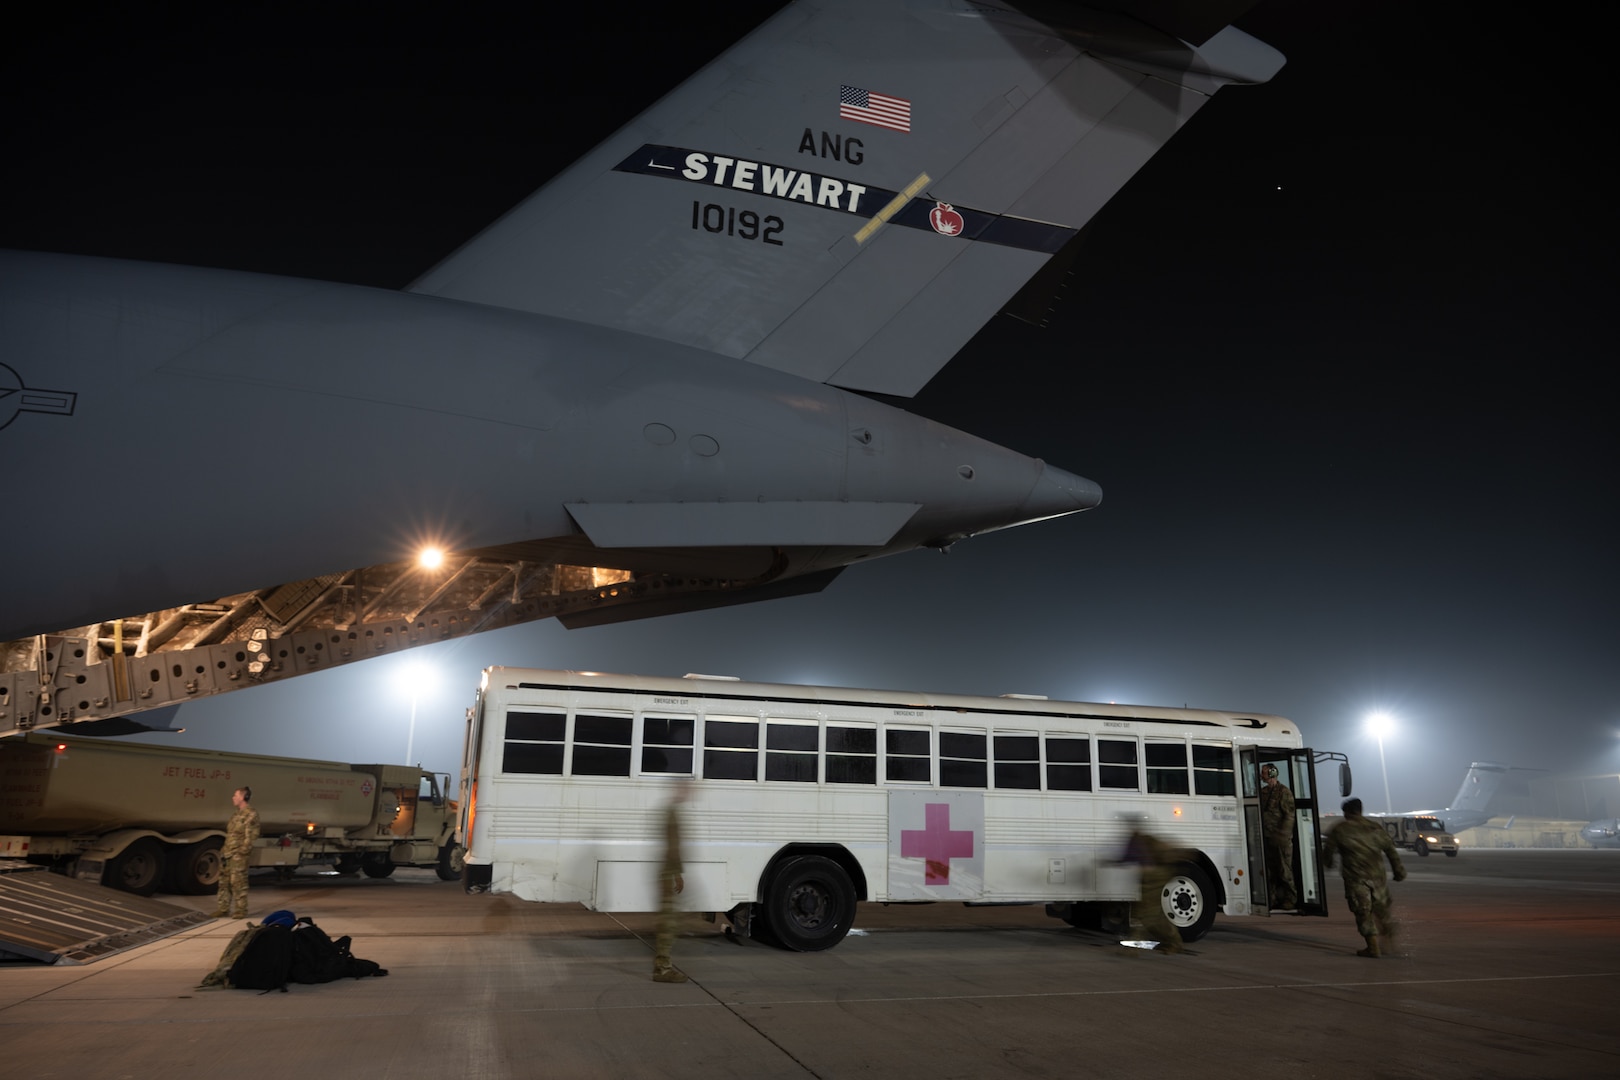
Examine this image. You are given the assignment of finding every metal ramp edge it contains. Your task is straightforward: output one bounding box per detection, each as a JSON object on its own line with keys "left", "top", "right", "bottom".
{"left": 1, "top": 862, "right": 212, "bottom": 964}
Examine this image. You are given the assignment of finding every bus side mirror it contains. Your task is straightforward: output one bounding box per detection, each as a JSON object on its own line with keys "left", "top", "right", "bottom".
{"left": 1339, "top": 762, "right": 1353, "bottom": 798}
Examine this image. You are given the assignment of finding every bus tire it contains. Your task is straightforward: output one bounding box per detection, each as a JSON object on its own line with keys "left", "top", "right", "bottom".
{"left": 105, "top": 838, "right": 165, "bottom": 896}
{"left": 167, "top": 837, "right": 223, "bottom": 894}
{"left": 361, "top": 851, "right": 396, "bottom": 879}
{"left": 436, "top": 843, "right": 465, "bottom": 881}
{"left": 1162, "top": 863, "right": 1217, "bottom": 942}
{"left": 763, "top": 855, "right": 856, "bottom": 952}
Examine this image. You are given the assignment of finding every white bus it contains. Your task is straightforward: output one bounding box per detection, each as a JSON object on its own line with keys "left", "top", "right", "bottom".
{"left": 459, "top": 668, "right": 1336, "bottom": 951}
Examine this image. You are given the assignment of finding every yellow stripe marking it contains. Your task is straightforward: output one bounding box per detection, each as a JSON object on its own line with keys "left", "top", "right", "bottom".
{"left": 855, "top": 172, "right": 930, "bottom": 244}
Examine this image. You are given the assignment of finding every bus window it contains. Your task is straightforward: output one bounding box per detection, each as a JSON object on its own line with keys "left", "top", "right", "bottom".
{"left": 704, "top": 715, "right": 760, "bottom": 781}
{"left": 886, "top": 727, "right": 931, "bottom": 783}
{"left": 993, "top": 732, "right": 1040, "bottom": 790}
{"left": 503, "top": 709, "right": 565, "bottom": 775}
{"left": 826, "top": 724, "right": 877, "bottom": 784}
{"left": 1146, "top": 740, "right": 1190, "bottom": 794}
{"left": 765, "top": 720, "right": 818, "bottom": 782}
{"left": 572, "top": 713, "right": 632, "bottom": 777}
{"left": 641, "top": 715, "right": 694, "bottom": 775}
{"left": 1045, "top": 734, "right": 1092, "bottom": 791}
{"left": 1192, "top": 743, "right": 1236, "bottom": 795}
{"left": 1097, "top": 738, "right": 1140, "bottom": 790}
{"left": 941, "top": 730, "right": 988, "bottom": 788}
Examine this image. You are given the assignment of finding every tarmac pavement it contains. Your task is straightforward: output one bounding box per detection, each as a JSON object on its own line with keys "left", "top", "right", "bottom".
{"left": 2, "top": 849, "right": 1616, "bottom": 1079}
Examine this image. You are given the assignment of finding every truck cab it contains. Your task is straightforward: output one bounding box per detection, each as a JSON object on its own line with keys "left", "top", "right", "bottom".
{"left": 1383, "top": 815, "right": 1459, "bottom": 857}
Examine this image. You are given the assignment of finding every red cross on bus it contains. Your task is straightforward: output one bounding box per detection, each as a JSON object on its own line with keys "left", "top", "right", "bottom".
{"left": 900, "top": 802, "right": 975, "bottom": 885}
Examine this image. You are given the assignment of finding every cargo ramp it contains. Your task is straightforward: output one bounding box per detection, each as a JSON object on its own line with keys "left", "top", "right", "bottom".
{"left": 0, "top": 862, "right": 211, "bottom": 964}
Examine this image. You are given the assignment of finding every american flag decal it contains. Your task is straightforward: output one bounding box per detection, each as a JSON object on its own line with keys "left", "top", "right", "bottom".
{"left": 840, "top": 84, "right": 911, "bottom": 133}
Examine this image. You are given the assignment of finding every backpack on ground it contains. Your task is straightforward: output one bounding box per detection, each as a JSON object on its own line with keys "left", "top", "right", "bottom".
{"left": 225, "top": 924, "right": 292, "bottom": 992}
{"left": 289, "top": 917, "right": 388, "bottom": 983}
{"left": 198, "top": 923, "right": 265, "bottom": 989}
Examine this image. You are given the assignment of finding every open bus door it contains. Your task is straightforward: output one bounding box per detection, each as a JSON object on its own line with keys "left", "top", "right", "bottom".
{"left": 1239, "top": 746, "right": 1329, "bottom": 917}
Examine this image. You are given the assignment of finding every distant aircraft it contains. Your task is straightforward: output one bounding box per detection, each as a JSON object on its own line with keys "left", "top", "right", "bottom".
{"left": 1578, "top": 819, "right": 1620, "bottom": 848}
{"left": 0, "top": 1, "right": 1285, "bottom": 735}
{"left": 1369, "top": 762, "right": 1512, "bottom": 836}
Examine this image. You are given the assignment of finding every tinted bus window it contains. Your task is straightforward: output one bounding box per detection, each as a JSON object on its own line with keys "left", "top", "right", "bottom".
{"left": 704, "top": 717, "right": 759, "bottom": 781}
{"left": 941, "top": 730, "right": 987, "bottom": 788}
{"left": 642, "top": 715, "right": 695, "bottom": 775}
{"left": 1098, "top": 738, "right": 1139, "bottom": 790}
{"left": 1192, "top": 743, "right": 1236, "bottom": 795}
{"left": 572, "top": 713, "right": 632, "bottom": 777}
{"left": 766, "top": 720, "right": 818, "bottom": 782}
{"left": 503, "top": 709, "right": 565, "bottom": 775}
{"left": 886, "top": 727, "right": 931, "bottom": 783}
{"left": 827, "top": 724, "right": 877, "bottom": 784}
{"left": 993, "top": 733, "right": 1040, "bottom": 790}
{"left": 1145, "top": 741, "right": 1190, "bottom": 794}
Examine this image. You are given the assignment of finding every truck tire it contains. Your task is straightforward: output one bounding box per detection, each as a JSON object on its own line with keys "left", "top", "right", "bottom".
{"left": 436, "top": 843, "right": 465, "bottom": 882}
{"left": 361, "top": 851, "right": 396, "bottom": 879}
{"left": 105, "top": 838, "right": 165, "bottom": 896}
{"left": 1416, "top": 839, "right": 1430, "bottom": 857}
{"left": 167, "top": 837, "right": 223, "bottom": 894}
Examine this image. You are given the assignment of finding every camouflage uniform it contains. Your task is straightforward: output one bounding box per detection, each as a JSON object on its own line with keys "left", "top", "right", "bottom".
{"left": 212, "top": 799, "right": 260, "bottom": 918}
{"left": 1323, "top": 811, "right": 1405, "bottom": 956}
{"left": 1122, "top": 827, "right": 1184, "bottom": 954}
{"left": 1259, "top": 774, "right": 1298, "bottom": 909}
{"left": 653, "top": 797, "right": 687, "bottom": 982}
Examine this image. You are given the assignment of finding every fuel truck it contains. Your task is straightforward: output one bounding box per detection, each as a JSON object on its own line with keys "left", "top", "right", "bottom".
{"left": 0, "top": 733, "right": 462, "bottom": 895}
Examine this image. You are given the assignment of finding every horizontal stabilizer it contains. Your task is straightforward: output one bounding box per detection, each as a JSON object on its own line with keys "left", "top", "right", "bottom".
{"left": 565, "top": 501, "right": 921, "bottom": 548}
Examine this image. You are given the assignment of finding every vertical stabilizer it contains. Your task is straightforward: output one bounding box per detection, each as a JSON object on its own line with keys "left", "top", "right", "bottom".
{"left": 1450, "top": 762, "right": 1510, "bottom": 817}
{"left": 408, "top": 0, "right": 1283, "bottom": 397}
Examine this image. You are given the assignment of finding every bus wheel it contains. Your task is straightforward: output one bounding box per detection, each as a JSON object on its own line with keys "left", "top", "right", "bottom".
{"left": 105, "top": 838, "right": 165, "bottom": 896}
{"left": 764, "top": 856, "right": 856, "bottom": 952}
{"left": 167, "top": 837, "right": 223, "bottom": 894}
{"left": 1162, "top": 863, "right": 1217, "bottom": 942}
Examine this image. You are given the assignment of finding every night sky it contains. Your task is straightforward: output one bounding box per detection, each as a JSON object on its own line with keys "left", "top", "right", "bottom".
{"left": 3, "top": 2, "right": 1611, "bottom": 812}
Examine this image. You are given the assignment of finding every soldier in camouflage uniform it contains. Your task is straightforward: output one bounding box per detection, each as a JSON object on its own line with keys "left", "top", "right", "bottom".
{"left": 652, "top": 780, "right": 691, "bottom": 982}
{"left": 1119, "top": 817, "right": 1184, "bottom": 954}
{"left": 1259, "top": 763, "right": 1298, "bottom": 910}
{"left": 1322, "top": 797, "right": 1405, "bottom": 957}
{"left": 212, "top": 786, "right": 260, "bottom": 919}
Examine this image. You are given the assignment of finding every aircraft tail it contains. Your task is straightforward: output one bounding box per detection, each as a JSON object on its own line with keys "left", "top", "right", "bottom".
{"left": 1449, "top": 762, "right": 1511, "bottom": 816}
{"left": 409, "top": 0, "right": 1283, "bottom": 397}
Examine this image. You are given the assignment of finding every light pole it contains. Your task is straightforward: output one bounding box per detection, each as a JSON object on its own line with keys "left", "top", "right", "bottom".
{"left": 1366, "top": 711, "right": 1394, "bottom": 812}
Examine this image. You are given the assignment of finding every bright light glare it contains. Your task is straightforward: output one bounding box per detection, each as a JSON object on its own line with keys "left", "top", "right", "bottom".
{"left": 417, "top": 546, "right": 445, "bottom": 569}
{"left": 1366, "top": 711, "right": 1395, "bottom": 739}
{"left": 401, "top": 660, "right": 438, "bottom": 696}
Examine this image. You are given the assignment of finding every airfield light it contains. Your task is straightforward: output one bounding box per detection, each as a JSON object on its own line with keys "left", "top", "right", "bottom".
{"left": 1366, "top": 711, "right": 1395, "bottom": 813}
{"left": 401, "top": 660, "right": 438, "bottom": 766}
{"left": 417, "top": 546, "right": 445, "bottom": 570}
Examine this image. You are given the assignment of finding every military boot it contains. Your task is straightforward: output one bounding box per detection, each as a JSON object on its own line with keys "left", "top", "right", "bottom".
{"left": 1356, "top": 935, "right": 1381, "bottom": 958}
{"left": 652, "top": 966, "right": 688, "bottom": 983}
